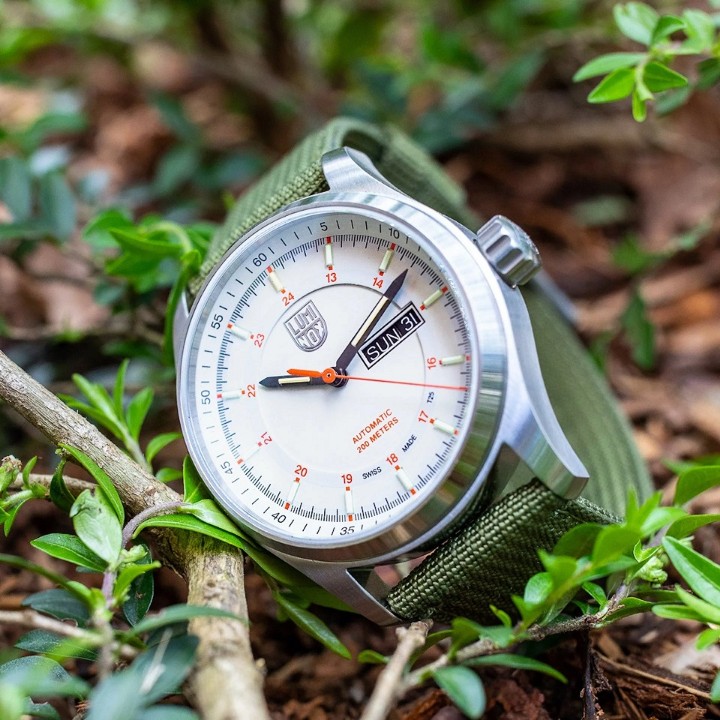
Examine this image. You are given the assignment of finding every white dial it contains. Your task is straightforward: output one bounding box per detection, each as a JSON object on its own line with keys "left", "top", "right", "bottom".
{"left": 179, "top": 204, "right": 488, "bottom": 551}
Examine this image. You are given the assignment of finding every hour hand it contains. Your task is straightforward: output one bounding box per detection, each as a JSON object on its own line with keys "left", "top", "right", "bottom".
{"left": 334, "top": 268, "right": 408, "bottom": 370}
{"left": 258, "top": 373, "right": 327, "bottom": 389}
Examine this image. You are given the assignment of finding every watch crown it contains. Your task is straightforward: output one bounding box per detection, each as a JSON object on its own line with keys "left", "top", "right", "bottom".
{"left": 476, "top": 215, "right": 541, "bottom": 287}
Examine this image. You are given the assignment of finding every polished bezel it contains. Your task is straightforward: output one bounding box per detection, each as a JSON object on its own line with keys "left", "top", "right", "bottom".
{"left": 177, "top": 190, "right": 508, "bottom": 565}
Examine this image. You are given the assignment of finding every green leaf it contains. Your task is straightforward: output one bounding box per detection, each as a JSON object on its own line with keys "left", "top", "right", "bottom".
{"left": 574, "top": 52, "right": 646, "bottom": 81}
{"left": 38, "top": 171, "right": 76, "bottom": 242}
{"left": 711, "top": 670, "right": 720, "bottom": 704}
{"left": 123, "top": 544, "right": 155, "bottom": 626}
{"left": 588, "top": 68, "right": 635, "bottom": 103}
{"left": 22, "top": 589, "right": 90, "bottom": 624}
{"left": 70, "top": 373, "right": 116, "bottom": 418}
{"left": 49, "top": 458, "right": 74, "bottom": 513}
{"left": 0, "top": 156, "right": 32, "bottom": 221}
{"left": 675, "top": 586, "right": 720, "bottom": 624}
{"left": 0, "top": 554, "right": 91, "bottom": 605}
{"left": 109, "top": 228, "right": 184, "bottom": 259}
{"left": 620, "top": 289, "right": 655, "bottom": 369}
{"left": 613, "top": 2, "right": 659, "bottom": 46}
{"left": 146, "top": 433, "right": 182, "bottom": 464}
{"left": 666, "top": 514, "right": 720, "bottom": 539}
{"left": 540, "top": 553, "right": 580, "bottom": 587}
{"left": 180, "top": 499, "right": 245, "bottom": 537}
{"left": 69, "top": 490, "right": 122, "bottom": 566}
{"left": 643, "top": 62, "right": 688, "bottom": 93}
{"left": 674, "top": 466, "right": 720, "bottom": 505}
{"left": 653, "top": 603, "right": 705, "bottom": 621}
{"left": 523, "top": 572, "right": 553, "bottom": 606}
{"left": 60, "top": 444, "right": 124, "bottom": 523}
{"left": 15, "top": 630, "right": 97, "bottom": 661}
{"left": 0, "top": 684, "right": 25, "bottom": 720}
{"left": 113, "top": 360, "right": 129, "bottom": 418}
{"left": 682, "top": 9, "right": 716, "bottom": 52}
{"left": 126, "top": 387, "right": 154, "bottom": 440}
{"left": 650, "top": 16, "right": 685, "bottom": 45}
{"left": 357, "top": 649, "right": 388, "bottom": 665}
{"left": 182, "top": 457, "right": 209, "bottom": 503}
{"left": 697, "top": 627, "right": 720, "bottom": 650}
{"left": 432, "top": 666, "right": 486, "bottom": 719}
{"left": 663, "top": 536, "right": 720, "bottom": 606}
{"left": 0, "top": 656, "right": 89, "bottom": 698}
{"left": 114, "top": 561, "right": 160, "bottom": 605}
{"left": 632, "top": 89, "right": 648, "bottom": 122}
{"left": 25, "top": 700, "right": 60, "bottom": 720}
{"left": 121, "top": 604, "right": 244, "bottom": 640}
{"left": 582, "top": 581, "right": 607, "bottom": 607}
{"left": 592, "top": 525, "right": 641, "bottom": 566}
{"left": 86, "top": 635, "right": 198, "bottom": 720}
{"left": 156, "top": 468, "right": 183, "bottom": 483}
{"left": 31, "top": 533, "right": 106, "bottom": 572}
{"left": 153, "top": 144, "right": 201, "bottom": 197}
{"left": 273, "top": 591, "right": 351, "bottom": 658}
{"left": 465, "top": 653, "right": 567, "bottom": 682}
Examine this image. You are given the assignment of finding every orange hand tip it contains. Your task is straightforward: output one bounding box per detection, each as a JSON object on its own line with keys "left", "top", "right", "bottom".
{"left": 287, "top": 368, "right": 322, "bottom": 377}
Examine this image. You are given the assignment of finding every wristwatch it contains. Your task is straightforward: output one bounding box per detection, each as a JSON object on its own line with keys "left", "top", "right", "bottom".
{"left": 174, "top": 118, "right": 650, "bottom": 625}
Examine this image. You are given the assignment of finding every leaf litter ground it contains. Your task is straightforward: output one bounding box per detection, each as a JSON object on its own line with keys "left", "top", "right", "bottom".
{"left": 2, "top": 45, "right": 720, "bottom": 720}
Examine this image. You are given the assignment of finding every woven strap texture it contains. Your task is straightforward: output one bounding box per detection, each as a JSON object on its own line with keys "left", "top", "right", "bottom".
{"left": 197, "top": 117, "right": 652, "bottom": 623}
{"left": 385, "top": 289, "right": 651, "bottom": 623}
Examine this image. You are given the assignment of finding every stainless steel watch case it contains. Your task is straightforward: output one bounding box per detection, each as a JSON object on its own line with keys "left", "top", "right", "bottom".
{"left": 174, "top": 147, "right": 589, "bottom": 624}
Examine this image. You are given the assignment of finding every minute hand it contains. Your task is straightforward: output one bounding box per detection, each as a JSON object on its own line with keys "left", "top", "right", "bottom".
{"left": 335, "top": 269, "right": 408, "bottom": 369}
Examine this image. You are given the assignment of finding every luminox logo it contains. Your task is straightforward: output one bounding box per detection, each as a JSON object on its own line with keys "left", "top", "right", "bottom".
{"left": 284, "top": 300, "right": 328, "bottom": 352}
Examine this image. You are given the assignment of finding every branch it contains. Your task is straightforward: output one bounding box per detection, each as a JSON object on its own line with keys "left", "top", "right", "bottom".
{"left": 359, "top": 620, "right": 432, "bottom": 720}
{"left": 0, "top": 609, "right": 137, "bottom": 662}
{"left": 0, "top": 350, "right": 270, "bottom": 720}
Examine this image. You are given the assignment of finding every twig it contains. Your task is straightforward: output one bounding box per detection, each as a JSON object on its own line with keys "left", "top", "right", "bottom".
{"left": 360, "top": 620, "right": 432, "bottom": 720}
{"left": 0, "top": 349, "right": 270, "bottom": 720}
{"left": 0, "top": 609, "right": 137, "bottom": 662}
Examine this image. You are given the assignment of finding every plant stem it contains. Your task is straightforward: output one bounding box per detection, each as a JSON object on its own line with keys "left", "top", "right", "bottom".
{"left": 359, "top": 620, "right": 432, "bottom": 720}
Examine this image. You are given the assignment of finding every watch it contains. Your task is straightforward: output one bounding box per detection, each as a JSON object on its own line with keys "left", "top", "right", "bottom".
{"left": 174, "top": 118, "right": 651, "bottom": 625}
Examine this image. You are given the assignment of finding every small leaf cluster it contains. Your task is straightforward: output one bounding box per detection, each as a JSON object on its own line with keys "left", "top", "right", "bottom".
{"left": 55, "top": 362, "right": 352, "bottom": 657}
{"left": 0, "top": 456, "right": 43, "bottom": 533}
{"left": 0, "top": 445, "right": 242, "bottom": 718}
{"left": 575, "top": 2, "right": 720, "bottom": 121}
{"left": 83, "top": 211, "right": 212, "bottom": 363}
{"left": 0, "top": 155, "right": 78, "bottom": 245}
{"left": 59, "top": 360, "right": 181, "bottom": 476}
{"left": 593, "top": 226, "right": 704, "bottom": 371}
{"left": 360, "top": 464, "right": 720, "bottom": 718}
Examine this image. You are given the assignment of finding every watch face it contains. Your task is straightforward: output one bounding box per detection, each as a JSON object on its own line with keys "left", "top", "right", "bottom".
{"left": 178, "top": 198, "right": 505, "bottom": 562}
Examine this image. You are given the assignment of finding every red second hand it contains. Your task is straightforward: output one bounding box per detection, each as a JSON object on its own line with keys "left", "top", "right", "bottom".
{"left": 286, "top": 367, "right": 468, "bottom": 392}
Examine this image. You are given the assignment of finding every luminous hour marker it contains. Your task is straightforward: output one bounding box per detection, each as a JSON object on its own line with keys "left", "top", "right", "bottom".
{"left": 278, "top": 376, "right": 312, "bottom": 385}
{"left": 345, "top": 486, "right": 354, "bottom": 521}
{"left": 378, "top": 243, "right": 396, "bottom": 275}
{"left": 218, "top": 390, "right": 244, "bottom": 400}
{"left": 420, "top": 285, "right": 448, "bottom": 310}
{"left": 227, "top": 322, "right": 251, "bottom": 340}
{"left": 439, "top": 354, "right": 468, "bottom": 366}
{"left": 236, "top": 445, "right": 260, "bottom": 466}
{"left": 430, "top": 418, "right": 459, "bottom": 436}
{"left": 284, "top": 477, "right": 301, "bottom": 510}
{"left": 395, "top": 465, "right": 416, "bottom": 495}
{"left": 324, "top": 237, "right": 333, "bottom": 269}
{"left": 266, "top": 266, "right": 284, "bottom": 293}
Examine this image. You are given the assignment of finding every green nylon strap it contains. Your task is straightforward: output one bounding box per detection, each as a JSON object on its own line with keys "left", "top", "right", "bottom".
{"left": 196, "top": 117, "right": 652, "bottom": 623}
{"left": 385, "top": 287, "right": 651, "bottom": 623}
{"left": 191, "top": 117, "right": 475, "bottom": 295}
